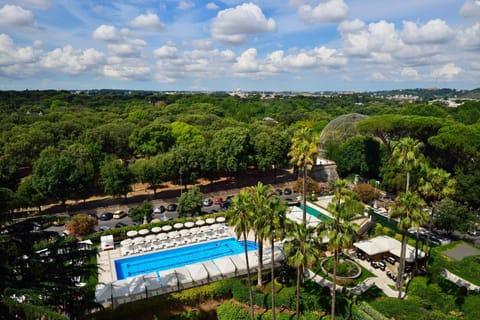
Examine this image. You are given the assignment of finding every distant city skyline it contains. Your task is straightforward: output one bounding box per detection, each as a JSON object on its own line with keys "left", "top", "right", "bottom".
{"left": 0, "top": 0, "right": 479, "bottom": 92}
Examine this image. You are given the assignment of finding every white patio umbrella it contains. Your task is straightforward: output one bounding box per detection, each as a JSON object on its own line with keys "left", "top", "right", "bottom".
{"left": 174, "top": 222, "right": 184, "bottom": 229}
{"left": 179, "top": 229, "right": 190, "bottom": 235}
{"left": 216, "top": 216, "right": 226, "bottom": 223}
{"left": 145, "top": 234, "right": 156, "bottom": 242}
{"left": 200, "top": 225, "right": 210, "bottom": 233}
{"left": 206, "top": 218, "right": 215, "bottom": 224}
{"left": 195, "top": 219, "right": 205, "bottom": 226}
{"left": 139, "top": 229, "right": 149, "bottom": 236}
{"left": 134, "top": 236, "right": 145, "bottom": 244}
{"left": 151, "top": 218, "right": 161, "bottom": 223}
{"left": 151, "top": 226, "right": 162, "bottom": 233}
{"left": 190, "top": 227, "right": 200, "bottom": 234}
{"left": 184, "top": 221, "right": 195, "bottom": 228}
{"left": 168, "top": 230, "right": 179, "bottom": 238}
{"left": 127, "top": 230, "right": 138, "bottom": 238}
{"left": 162, "top": 225, "right": 172, "bottom": 232}
{"left": 156, "top": 232, "right": 168, "bottom": 240}
{"left": 120, "top": 239, "right": 132, "bottom": 246}
{"left": 210, "top": 223, "right": 222, "bottom": 231}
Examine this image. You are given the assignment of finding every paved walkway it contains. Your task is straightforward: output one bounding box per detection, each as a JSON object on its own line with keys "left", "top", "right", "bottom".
{"left": 441, "top": 269, "right": 480, "bottom": 292}
{"left": 305, "top": 253, "right": 402, "bottom": 298}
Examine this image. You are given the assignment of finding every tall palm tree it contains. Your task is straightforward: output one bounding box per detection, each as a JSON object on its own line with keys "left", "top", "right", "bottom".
{"left": 322, "top": 179, "right": 361, "bottom": 320}
{"left": 392, "top": 137, "right": 423, "bottom": 192}
{"left": 248, "top": 182, "right": 276, "bottom": 289}
{"left": 288, "top": 127, "right": 317, "bottom": 222}
{"left": 227, "top": 191, "right": 255, "bottom": 320}
{"left": 264, "top": 196, "right": 287, "bottom": 320}
{"left": 418, "top": 165, "right": 455, "bottom": 264}
{"left": 284, "top": 221, "right": 321, "bottom": 320}
{"left": 390, "top": 191, "right": 426, "bottom": 299}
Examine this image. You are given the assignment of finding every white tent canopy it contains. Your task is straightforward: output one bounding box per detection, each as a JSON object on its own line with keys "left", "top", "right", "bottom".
{"left": 100, "top": 235, "right": 114, "bottom": 251}
{"left": 213, "top": 257, "right": 237, "bottom": 277}
{"left": 186, "top": 263, "right": 209, "bottom": 283}
{"left": 354, "top": 235, "right": 425, "bottom": 263}
{"left": 159, "top": 270, "right": 178, "bottom": 288}
{"left": 202, "top": 261, "right": 223, "bottom": 280}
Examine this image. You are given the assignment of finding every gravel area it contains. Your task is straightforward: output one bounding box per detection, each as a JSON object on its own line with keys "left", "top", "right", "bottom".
{"left": 444, "top": 243, "right": 480, "bottom": 261}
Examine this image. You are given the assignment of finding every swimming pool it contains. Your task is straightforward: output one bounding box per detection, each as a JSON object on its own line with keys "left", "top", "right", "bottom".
{"left": 115, "top": 238, "right": 257, "bottom": 280}
{"left": 298, "top": 204, "right": 331, "bottom": 220}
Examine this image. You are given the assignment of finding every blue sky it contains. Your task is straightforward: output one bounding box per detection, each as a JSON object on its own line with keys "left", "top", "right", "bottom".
{"left": 0, "top": 0, "right": 479, "bottom": 91}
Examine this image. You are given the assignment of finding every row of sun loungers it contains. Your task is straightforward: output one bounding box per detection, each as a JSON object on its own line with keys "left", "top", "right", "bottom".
{"left": 96, "top": 245, "right": 285, "bottom": 308}
{"left": 120, "top": 225, "right": 230, "bottom": 256}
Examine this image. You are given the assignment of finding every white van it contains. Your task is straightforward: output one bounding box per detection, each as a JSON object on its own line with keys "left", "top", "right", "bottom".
{"left": 113, "top": 210, "right": 127, "bottom": 219}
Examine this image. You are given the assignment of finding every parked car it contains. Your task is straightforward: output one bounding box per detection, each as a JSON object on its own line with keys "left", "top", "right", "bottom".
{"left": 203, "top": 198, "right": 213, "bottom": 206}
{"left": 99, "top": 212, "right": 113, "bottom": 221}
{"left": 167, "top": 204, "right": 177, "bottom": 212}
{"left": 115, "top": 222, "right": 128, "bottom": 228}
{"left": 284, "top": 188, "right": 292, "bottom": 195}
{"left": 99, "top": 225, "right": 110, "bottom": 231}
{"left": 154, "top": 205, "right": 166, "bottom": 213}
{"left": 113, "top": 210, "right": 127, "bottom": 219}
{"left": 468, "top": 229, "right": 480, "bottom": 236}
{"left": 214, "top": 197, "right": 223, "bottom": 205}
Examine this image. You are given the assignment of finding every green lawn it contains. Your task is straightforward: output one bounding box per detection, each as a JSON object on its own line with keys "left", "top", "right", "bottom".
{"left": 430, "top": 241, "right": 480, "bottom": 286}
{"left": 312, "top": 256, "right": 376, "bottom": 287}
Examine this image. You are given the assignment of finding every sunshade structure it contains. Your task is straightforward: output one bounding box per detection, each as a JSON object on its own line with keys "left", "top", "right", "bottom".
{"left": 162, "top": 225, "right": 172, "bottom": 232}
{"left": 202, "top": 261, "right": 223, "bottom": 281}
{"left": 260, "top": 245, "right": 285, "bottom": 267}
{"left": 353, "top": 235, "right": 425, "bottom": 263}
{"left": 174, "top": 222, "right": 184, "bottom": 229}
{"left": 184, "top": 221, "right": 195, "bottom": 228}
{"left": 120, "top": 239, "right": 132, "bottom": 247}
{"left": 195, "top": 219, "right": 205, "bottom": 226}
{"left": 128, "top": 276, "right": 146, "bottom": 302}
{"left": 133, "top": 236, "right": 145, "bottom": 244}
{"left": 127, "top": 230, "right": 138, "bottom": 238}
{"left": 151, "top": 226, "right": 162, "bottom": 233}
{"left": 205, "top": 218, "right": 215, "bottom": 224}
{"left": 95, "top": 283, "right": 113, "bottom": 307}
{"left": 174, "top": 267, "right": 194, "bottom": 290}
{"left": 151, "top": 218, "right": 161, "bottom": 223}
{"left": 213, "top": 257, "right": 237, "bottom": 277}
{"left": 216, "top": 216, "right": 226, "bottom": 223}
{"left": 143, "top": 273, "right": 163, "bottom": 297}
{"left": 145, "top": 234, "right": 156, "bottom": 243}
{"left": 186, "top": 263, "right": 209, "bottom": 285}
{"left": 156, "top": 233, "right": 168, "bottom": 240}
{"left": 168, "top": 230, "right": 179, "bottom": 238}
{"left": 139, "top": 229, "right": 149, "bottom": 236}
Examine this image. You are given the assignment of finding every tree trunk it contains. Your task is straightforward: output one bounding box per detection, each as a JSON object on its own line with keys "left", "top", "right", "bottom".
{"left": 331, "top": 249, "right": 337, "bottom": 320}
{"left": 425, "top": 205, "right": 435, "bottom": 271}
{"left": 257, "top": 239, "right": 264, "bottom": 288}
{"left": 271, "top": 238, "right": 276, "bottom": 320}
{"left": 302, "top": 164, "right": 307, "bottom": 222}
{"left": 243, "top": 230, "right": 255, "bottom": 320}
{"left": 397, "top": 231, "right": 407, "bottom": 299}
{"left": 414, "top": 229, "right": 419, "bottom": 274}
{"left": 406, "top": 171, "right": 410, "bottom": 192}
{"left": 153, "top": 186, "right": 157, "bottom": 198}
{"left": 295, "top": 265, "right": 301, "bottom": 320}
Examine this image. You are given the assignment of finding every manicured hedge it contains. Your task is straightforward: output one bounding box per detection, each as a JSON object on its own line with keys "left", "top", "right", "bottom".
{"left": 216, "top": 301, "right": 249, "bottom": 320}
{"left": 3, "top": 298, "right": 67, "bottom": 320}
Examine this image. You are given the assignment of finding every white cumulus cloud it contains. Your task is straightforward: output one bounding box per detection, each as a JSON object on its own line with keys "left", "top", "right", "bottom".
{"left": 460, "top": 0, "right": 480, "bottom": 18}
{"left": 401, "top": 67, "right": 419, "bottom": 80}
{"left": 0, "top": 5, "right": 35, "bottom": 27}
{"left": 402, "top": 19, "right": 454, "bottom": 44}
{"left": 297, "top": 0, "right": 348, "bottom": 24}
{"left": 102, "top": 65, "right": 151, "bottom": 80}
{"left": 128, "top": 13, "right": 164, "bottom": 31}
{"left": 39, "top": 46, "right": 104, "bottom": 74}
{"left": 431, "top": 63, "right": 461, "bottom": 80}
{"left": 459, "top": 22, "right": 480, "bottom": 50}
{"left": 206, "top": 2, "right": 218, "bottom": 10}
{"left": 92, "top": 25, "right": 119, "bottom": 41}
{"left": 211, "top": 3, "right": 276, "bottom": 44}
{"left": 178, "top": 1, "right": 195, "bottom": 10}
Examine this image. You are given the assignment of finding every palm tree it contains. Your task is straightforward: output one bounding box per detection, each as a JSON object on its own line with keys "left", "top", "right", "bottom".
{"left": 288, "top": 127, "right": 317, "bottom": 222}
{"left": 392, "top": 137, "right": 423, "bottom": 192}
{"left": 322, "top": 179, "right": 361, "bottom": 320}
{"left": 248, "top": 182, "right": 276, "bottom": 289}
{"left": 284, "top": 221, "right": 321, "bottom": 320}
{"left": 264, "top": 196, "right": 287, "bottom": 320}
{"left": 227, "top": 191, "right": 255, "bottom": 320}
{"left": 389, "top": 191, "right": 426, "bottom": 299}
{"left": 418, "top": 165, "right": 455, "bottom": 264}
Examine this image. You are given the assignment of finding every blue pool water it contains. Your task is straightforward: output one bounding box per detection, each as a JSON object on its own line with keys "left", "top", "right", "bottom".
{"left": 115, "top": 238, "right": 257, "bottom": 280}
{"left": 298, "top": 205, "right": 331, "bottom": 220}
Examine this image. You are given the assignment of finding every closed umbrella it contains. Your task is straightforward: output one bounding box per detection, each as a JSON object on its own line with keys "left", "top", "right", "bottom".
{"left": 184, "top": 221, "right": 195, "bottom": 228}
{"left": 206, "top": 218, "right": 215, "bottom": 224}
{"left": 127, "top": 230, "right": 138, "bottom": 238}
{"left": 195, "top": 219, "right": 205, "bottom": 226}
{"left": 151, "top": 226, "right": 162, "bottom": 233}
{"left": 162, "top": 225, "right": 172, "bottom": 232}
{"left": 139, "top": 229, "right": 149, "bottom": 235}
{"left": 174, "top": 222, "right": 184, "bottom": 229}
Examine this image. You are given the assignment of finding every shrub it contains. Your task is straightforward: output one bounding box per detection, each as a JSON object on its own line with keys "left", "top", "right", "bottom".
{"left": 171, "top": 279, "right": 231, "bottom": 305}
{"left": 216, "top": 301, "right": 249, "bottom": 320}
